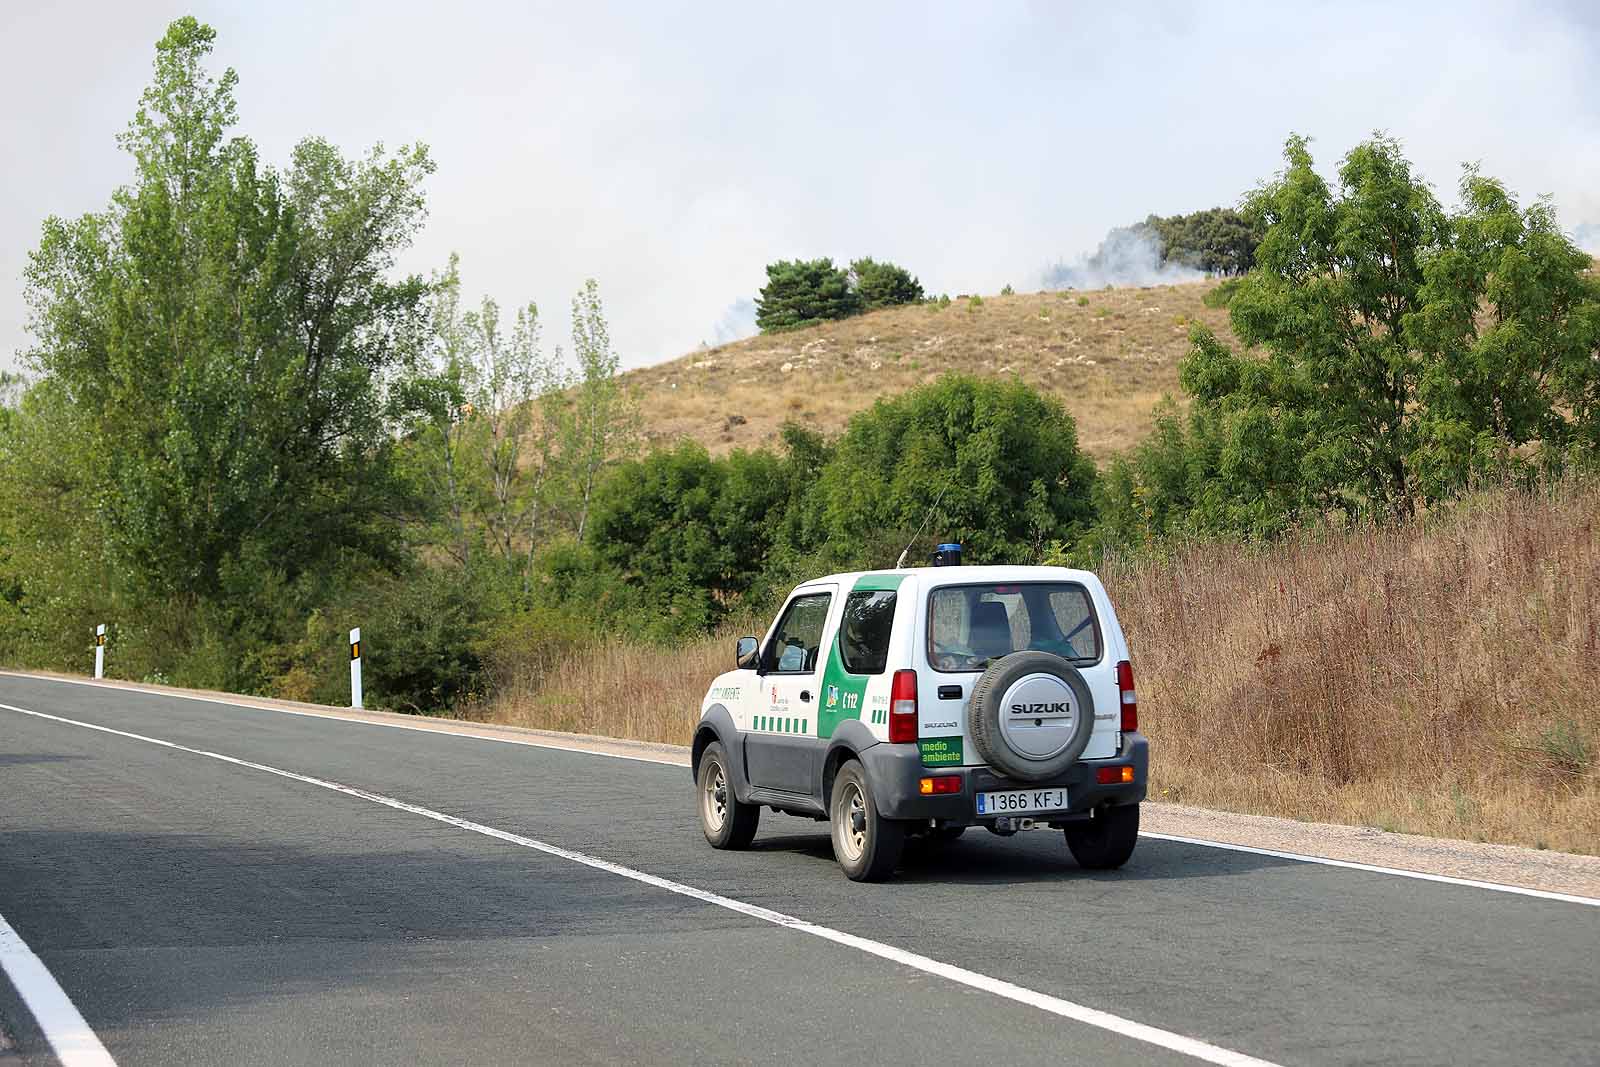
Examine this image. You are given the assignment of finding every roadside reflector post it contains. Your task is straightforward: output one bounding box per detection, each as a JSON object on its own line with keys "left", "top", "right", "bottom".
{"left": 94, "top": 623, "right": 106, "bottom": 679}
{"left": 349, "top": 627, "right": 363, "bottom": 709}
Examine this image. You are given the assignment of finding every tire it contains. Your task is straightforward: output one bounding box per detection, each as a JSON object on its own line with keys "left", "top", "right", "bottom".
{"left": 829, "top": 761, "right": 907, "bottom": 881}
{"left": 697, "top": 741, "right": 759, "bottom": 849}
{"left": 1064, "top": 803, "right": 1139, "bottom": 869}
{"left": 969, "top": 651, "right": 1095, "bottom": 783}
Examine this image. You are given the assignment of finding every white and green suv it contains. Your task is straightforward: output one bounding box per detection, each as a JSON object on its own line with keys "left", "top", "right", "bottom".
{"left": 692, "top": 557, "right": 1147, "bottom": 881}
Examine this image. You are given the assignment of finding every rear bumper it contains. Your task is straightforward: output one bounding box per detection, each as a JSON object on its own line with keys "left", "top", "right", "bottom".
{"left": 859, "top": 732, "right": 1148, "bottom": 822}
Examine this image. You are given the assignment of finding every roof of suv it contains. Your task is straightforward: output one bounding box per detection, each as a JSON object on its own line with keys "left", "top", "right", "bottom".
{"left": 799, "top": 564, "right": 1102, "bottom": 591}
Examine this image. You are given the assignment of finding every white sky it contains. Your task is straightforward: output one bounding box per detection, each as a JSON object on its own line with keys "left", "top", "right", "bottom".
{"left": 3, "top": 1, "right": 1597, "bottom": 375}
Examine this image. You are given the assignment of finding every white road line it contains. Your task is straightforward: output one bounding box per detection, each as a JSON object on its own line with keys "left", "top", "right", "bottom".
{"left": 2, "top": 701, "right": 1279, "bottom": 1067}
{"left": 8, "top": 672, "right": 1599, "bottom": 908}
{"left": 0, "top": 672, "right": 686, "bottom": 767}
{"left": 0, "top": 910, "right": 117, "bottom": 1067}
{"left": 1140, "top": 833, "right": 1600, "bottom": 908}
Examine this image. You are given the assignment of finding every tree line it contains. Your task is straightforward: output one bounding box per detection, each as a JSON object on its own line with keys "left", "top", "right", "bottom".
{"left": 1139, "top": 207, "right": 1263, "bottom": 277}
{"left": 753, "top": 208, "right": 1263, "bottom": 335}
{"left": 1098, "top": 135, "right": 1600, "bottom": 544}
{"left": 0, "top": 19, "right": 647, "bottom": 710}
{"left": 754, "top": 257, "right": 925, "bottom": 332}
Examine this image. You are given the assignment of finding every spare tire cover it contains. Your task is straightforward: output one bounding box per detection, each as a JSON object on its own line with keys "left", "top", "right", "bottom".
{"left": 968, "top": 651, "right": 1095, "bottom": 783}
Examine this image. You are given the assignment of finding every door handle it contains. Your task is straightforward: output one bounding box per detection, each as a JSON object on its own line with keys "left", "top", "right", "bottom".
{"left": 799, "top": 690, "right": 812, "bottom": 703}
{"left": 938, "top": 685, "right": 963, "bottom": 700}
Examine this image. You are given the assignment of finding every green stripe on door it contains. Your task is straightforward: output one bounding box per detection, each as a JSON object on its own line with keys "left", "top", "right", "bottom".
{"left": 750, "top": 715, "right": 815, "bottom": 734}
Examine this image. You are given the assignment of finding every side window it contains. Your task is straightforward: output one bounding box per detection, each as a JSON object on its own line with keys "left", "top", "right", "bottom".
{"left": 763, "top": 593, "right": 832, "bottom": 674}
{"left": 839, "top": 590, "right": 897, "bottom": 675}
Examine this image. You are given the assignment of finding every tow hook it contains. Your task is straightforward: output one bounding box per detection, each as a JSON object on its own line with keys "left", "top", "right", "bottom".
{"left": 990, "top": 816, "right": 1039, "bottom": 835}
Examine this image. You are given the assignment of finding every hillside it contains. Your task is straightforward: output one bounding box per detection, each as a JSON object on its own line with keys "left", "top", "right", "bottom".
{"left": 624, "top": 280, "right": 1241, "bottom": 462}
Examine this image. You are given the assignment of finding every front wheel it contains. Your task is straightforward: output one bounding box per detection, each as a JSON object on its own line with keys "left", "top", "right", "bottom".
{"left": 829, "top": 761, "right": 906, "bottom": 881}
{"left": 698, "top": 741, "right": 759, "bottom": 849}
{"left": 1064, "top": 803, "right": 1139, "bottom": 869}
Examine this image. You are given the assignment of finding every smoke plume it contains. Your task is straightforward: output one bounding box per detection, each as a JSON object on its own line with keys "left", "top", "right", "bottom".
{"left": 709, "top": 297, "right": 757, "bottom": 346}
{"left": 1574, "top": 223, "right": 1600, "bottom": 256}
{"left": 1041, "top": 225, "right": 1203, "bottom": 290}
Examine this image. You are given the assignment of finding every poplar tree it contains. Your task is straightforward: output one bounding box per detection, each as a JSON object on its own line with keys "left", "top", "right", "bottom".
{"left": 20, "top": 17, "right": 434, "bottom": 601}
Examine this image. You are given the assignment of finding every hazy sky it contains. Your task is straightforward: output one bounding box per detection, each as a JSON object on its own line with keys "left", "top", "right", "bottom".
{"left": 3, "top": 1, "right": 1598, "bottom": 375}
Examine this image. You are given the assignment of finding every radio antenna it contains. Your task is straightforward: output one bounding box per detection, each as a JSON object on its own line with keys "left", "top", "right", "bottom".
{"left": 894, "top": 475, "right": 953, "bottom": 569}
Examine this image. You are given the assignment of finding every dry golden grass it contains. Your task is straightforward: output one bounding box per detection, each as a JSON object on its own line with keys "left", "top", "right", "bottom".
{"left": 483, "top": 479, "right": 1599, "bottom": 854}
{"left": 625, "top": 282, "right": 1237, "bottom": 462}
{"left": 481, "top": 633, "right": 727, "bottom": 742}
{"left": 628, "top": 263, "right": 1600, "bottom": 462}
{"left": 1107, "top": 478, "right": 1600, "bottom": 854}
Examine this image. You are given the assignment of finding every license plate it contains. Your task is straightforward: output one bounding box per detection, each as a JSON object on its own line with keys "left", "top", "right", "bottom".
{"left": 976, "top": 788, "right": 1069, "bottom": 816}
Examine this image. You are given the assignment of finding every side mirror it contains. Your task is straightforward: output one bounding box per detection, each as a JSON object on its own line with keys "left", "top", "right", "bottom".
{"left": 735, "top": 636, "right": 760, "bottom": 671}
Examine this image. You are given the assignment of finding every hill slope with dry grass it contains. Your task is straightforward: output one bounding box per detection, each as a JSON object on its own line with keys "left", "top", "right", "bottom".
{"left": 625, "top": 281, "right": 1239, "bottom": 462}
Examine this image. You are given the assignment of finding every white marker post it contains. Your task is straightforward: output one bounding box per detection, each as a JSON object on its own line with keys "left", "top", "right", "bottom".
{"left": 349, "top": 627, "right": 363, "bottom": 709}
{"left": 93, "top": 624, "right": 106, "bottom": 680}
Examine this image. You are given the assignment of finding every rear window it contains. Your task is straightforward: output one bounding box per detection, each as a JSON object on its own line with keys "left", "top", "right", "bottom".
{"left": 839, "top": 589, "right": 897, "bottom": 675}
{"left": 927, "top": 582, "right": 1101, "bottom": 672}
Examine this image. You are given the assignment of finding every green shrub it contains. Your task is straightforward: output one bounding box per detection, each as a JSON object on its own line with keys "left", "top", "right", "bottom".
{"left": 583, "top": 441, "right": 803, "bottom": 637}
{"left": 792, "top": 374, "right": 1097, "bottom": 568}
{"left": 1536, "top": 719, "right": 1592, "bottom": 777}
{"left": 1202, "top": 277, "right": 1243, "bottom": 308}
{"left": 478, "top": 603, "right": 598, "bottom": 696}
{"left": 356, "top": 565, "right": 496, "bottom": 714}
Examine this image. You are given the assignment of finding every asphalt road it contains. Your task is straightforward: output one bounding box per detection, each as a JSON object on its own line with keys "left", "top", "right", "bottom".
{"left": 1, "top": 675, "right": 1596, "bottom": 1066}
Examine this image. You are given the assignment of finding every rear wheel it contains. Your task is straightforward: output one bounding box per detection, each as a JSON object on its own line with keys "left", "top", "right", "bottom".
{"left": 697, "top": 741, "right": 759, "bottom": 849}
{"left": 829, "top": 761, "right": 906, "bottom": 881}
{"left": 1064, "top": 803, "right": 1139, "bottom": 869}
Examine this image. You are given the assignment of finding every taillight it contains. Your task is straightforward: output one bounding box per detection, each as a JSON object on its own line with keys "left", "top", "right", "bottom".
{"left": 889, "top": 668, "right": 918, "bottom": 743}
{"left": 1116, "top": 659, "right": 1137, "bottom": 732}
